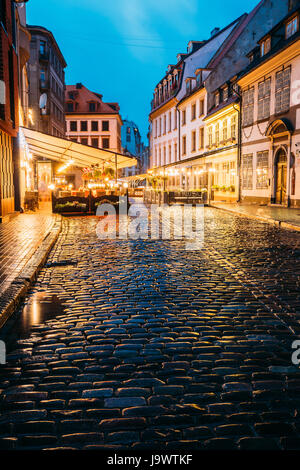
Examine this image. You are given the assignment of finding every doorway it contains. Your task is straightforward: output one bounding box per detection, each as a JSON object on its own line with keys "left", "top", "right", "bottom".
{"left": 275, "top": 149, "right": 287, "bottom": 205}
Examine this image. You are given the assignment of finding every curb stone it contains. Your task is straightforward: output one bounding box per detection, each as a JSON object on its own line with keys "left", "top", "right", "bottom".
{"left": 209, "top": 204, "right": 300, "bottom": 233}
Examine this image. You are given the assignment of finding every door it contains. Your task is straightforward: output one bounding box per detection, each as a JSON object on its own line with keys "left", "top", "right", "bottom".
{"left": 275, "top": 150, "right": 287, "bottom": 205}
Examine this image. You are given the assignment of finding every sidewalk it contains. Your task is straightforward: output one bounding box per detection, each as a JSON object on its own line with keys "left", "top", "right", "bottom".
{"left": 0, "top": 211, "right": 61, "bottom": 328}
{"left": 209, "top": 202, "right": 300, "bottom": 232}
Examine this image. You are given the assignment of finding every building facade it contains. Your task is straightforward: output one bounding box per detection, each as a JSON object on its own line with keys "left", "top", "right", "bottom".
{"left": 238, "top": 6, "right": 300, "bottom": 207}
{"left": 0, "top": 0, "right": 19, "bottom": 220}
{"left": 148, "top": 0, "right": 295, "bottom": 204}
{"left": 149, "top": 16, "right": 247, "bottom": 172}
{"left": 65, "top": 83, "right": 122, "bottom": 153}
{"left": 121, "top": 119, "right": 149, "bottom": 176}
{"left": 27, "top": 25, "right": 66, "bottom": 138}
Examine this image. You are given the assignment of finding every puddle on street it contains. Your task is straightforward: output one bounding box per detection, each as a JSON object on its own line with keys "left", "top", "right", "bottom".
{"left": 2, "top": 292, "right": 65, "bottom": 352}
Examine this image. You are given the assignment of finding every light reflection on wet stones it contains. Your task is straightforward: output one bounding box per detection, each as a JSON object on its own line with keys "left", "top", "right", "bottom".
{"left": 0, "top": 211, "right": 299, "bottom": 450}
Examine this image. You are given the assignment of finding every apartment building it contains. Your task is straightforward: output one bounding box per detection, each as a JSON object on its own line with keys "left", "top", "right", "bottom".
{"left": 27, "top": 25, "right": 67, "bottom": 137}
{"left": 238, "top": 6, "right": 300, "bottom": 206}
{"left": 65, "top": 83, "right": 122, "bottom": 153}
{"left": 0, "top": 0, "right": 19, "bottom": 220}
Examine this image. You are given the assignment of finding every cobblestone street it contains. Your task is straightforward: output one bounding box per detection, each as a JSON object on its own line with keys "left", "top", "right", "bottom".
{"left": 1, "top": 208, "right": 300, "bottom": 450}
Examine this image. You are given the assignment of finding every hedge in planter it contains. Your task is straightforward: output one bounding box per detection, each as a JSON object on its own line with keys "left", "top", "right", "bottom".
{"left": 55, "top": 201, "right": 87, "bottom": 213}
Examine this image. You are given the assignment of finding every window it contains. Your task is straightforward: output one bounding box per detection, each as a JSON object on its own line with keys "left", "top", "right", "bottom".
{"left": 70, "top": 138, "right": 77, "bottom": 143}
{"left": 223, "top": 86, "right": 229, "bottom": 102}
{"left": 91, "top": 121, "right": 98, "bottom": 131}
{"left": 256, "top": 151, "right": 269, "bottom": 189}
{"left": 230, "top": 161, "right": 236, "bottom": 185}
{"left": 174, "top": 143, "right": 177, "bottom": 161}
{"left": 191, "top": 130, "right": 196, "bottom": 152}
{"left": 81, "top": 138, "right": 88, "bottom": 145}
{"left": 89, "top": 102, "right": 96, "bottom": 112}
{"left": 242, "top": 154, "right": 253, "bottom": 190}
{"left": 242, "top": 87, "right": 254, "bottom": 126}
{"left": 199, "top": 99, "right": 204, "bottom": 116}
{"left": 199, "top": 127, "right": 204, "bottom": 150}
{"left": 169, "top": 112, "right": 172, "bottom": 132}
{"left": 67, "top": 102, "right": 74, "bottom": 112}
{"left": 286, "top": 15, "right": 299, "bottom": 39}
{"left": 208, "top": 126, "right": 213, "bottom": 147}
{"left": 258, "top": 78, "right": 271, "bottom": 120}
{"left": 91, "top": 138, "right": 98, "bottom": 148}
{"left": 174, "top": 110, "right": 177, "bottom": 130}
{"left": 186, "top": 81, "right": 191, "bottom": 94}
{"left": 275, "top": 67, "right": 291, "bottom": 114}
{"left": 0, "top": 0, "right": 7, "bottom": 25}
{"left": 102, "top": 138, "right": 110, "bottom": 149}
{"left": 182, "top": 109, "right": 186, "bottom": 125}
{"left": 81, "top": 121, "right": 87, "bottom": 131}
{"left": 215, "top": 92, "right": 220, "bottom": 107}
{"left": 40, "top": 69, "right": 46, "bottom": 81}
{"left": 223, "top": 119, "right": 228, "bottom": 141}
{"left": 196, "top": 72, "right": 202, "bottom": 88}
{"left": 182, "top": 135, "right": 187, "bottom": 155}
{"left": 261, "top": 37, "right": 271, "bottom": 57}
{"left": 163, "top": 115, "right": 166, "bottom": 134}
{"left": 231, "top": 116, "right": 237, "bottom": 140}
{"left": 102, "top": 121, "right": 109, "bottom": 131}
{"left": 159, "top": 118, "right": 161, "bottom": 136}
{"left": 40, "top": 40, "right": 46, "bottom": 55}
{"left": 215, "top": 123, "right": 220, "bottom": 146}
{"left": 169, "top": 145, "right": 172, "bottom": 162}
{"left": 191, "top": 103, "right": 196, "bottom": 121}
{"left": 70, "top": 121, "right": 77, "bottom": 131}
{"left": 163, "top": 146, "right": 166, "bottom": 165}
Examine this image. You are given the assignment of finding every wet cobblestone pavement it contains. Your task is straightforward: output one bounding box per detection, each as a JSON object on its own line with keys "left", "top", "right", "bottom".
{"left": 1, "top": 208, "right": 300, "bottom": 450}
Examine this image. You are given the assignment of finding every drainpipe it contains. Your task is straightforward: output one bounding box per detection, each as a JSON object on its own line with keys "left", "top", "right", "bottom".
{"left": 176, "top": 106, "right": 181, "bottom": 191}
{"left": 233, "top": 94, "right": 242, "bottom": 203}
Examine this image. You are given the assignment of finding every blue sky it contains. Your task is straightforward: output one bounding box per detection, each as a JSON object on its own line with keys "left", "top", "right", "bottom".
{"left": 27, "top": 0, "right": 259, "bottom": 141}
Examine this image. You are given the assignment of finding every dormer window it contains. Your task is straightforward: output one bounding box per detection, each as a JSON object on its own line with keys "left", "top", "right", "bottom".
{"left": 89, "top": 102, "right": 96, "bottom": 112}
{"left": 68, "top": 91, "right": 75, "bottom": 100}
{"left": 261, "top": 37, "right": 271, "bottom": 57}
{"left": 215, "top": 92, "right": 220, "bottom": 107}
{"left": 196, "top": 72, "right": 202, "bottom": 88}
{"left": 186, "top": 80, "right": 191, "bottom": 94}
{"left": 286, "top": 15, "right": 299, "bottom": 39}
{"left": 223, "top": 86, "right": 229, "bottom": 102}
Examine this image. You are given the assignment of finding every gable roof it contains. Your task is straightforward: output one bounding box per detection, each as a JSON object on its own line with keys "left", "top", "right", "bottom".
{"left": 65, "top": 85, "right": 120, "bottom": 115}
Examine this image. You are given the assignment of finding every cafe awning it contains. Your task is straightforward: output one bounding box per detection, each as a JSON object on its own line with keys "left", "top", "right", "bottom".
{"left": 20, "top": 127, "right": 137, "bottom": 170}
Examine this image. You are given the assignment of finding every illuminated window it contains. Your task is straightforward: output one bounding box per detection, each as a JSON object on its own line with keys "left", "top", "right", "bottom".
{"left": 242, "top": 154, "right": 253, "bottom": 189}
{"left": 256, "top": 151, "right": 269, "bottom": 189}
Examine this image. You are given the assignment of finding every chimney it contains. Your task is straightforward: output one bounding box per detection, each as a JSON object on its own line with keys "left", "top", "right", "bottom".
{"left": 211, "top": 27, "right": 220, "bottom": 37}
{"left": 76, "top": 83, "right": 83, "bottom": 89}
